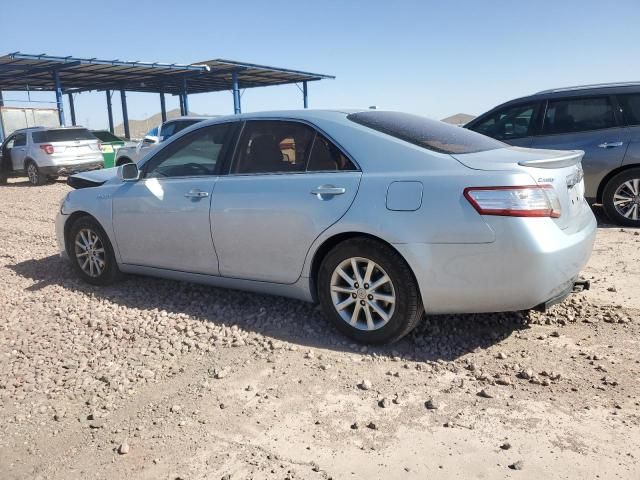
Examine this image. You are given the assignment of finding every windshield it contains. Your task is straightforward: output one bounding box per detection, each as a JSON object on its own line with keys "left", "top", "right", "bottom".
{"left": 347, "top": 111, "right": 504, "bottom": 154}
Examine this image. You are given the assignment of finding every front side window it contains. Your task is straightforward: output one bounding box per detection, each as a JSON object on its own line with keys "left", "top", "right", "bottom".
{"left": 347, "top": 111, "right": 504, "bottom": 154}
{"left": 144, "top": 123, "right": 234, "bottom": 178}
{"left": 542, "top": 96, "right": 616, "bottom": 135}
{"left": 13, "top": 133, "right": 26, "bottom": 147}
{"left": 4, "top": 136, "right": 16, "bottom": 149}
{"left": 471, "top": 103, "right": 538, "bottom": 140}
{"left": 232, "top": 121, "right": 315, "bottom": 174}
{"left": 618, "top": 94, "right": 640, "bottom": 126}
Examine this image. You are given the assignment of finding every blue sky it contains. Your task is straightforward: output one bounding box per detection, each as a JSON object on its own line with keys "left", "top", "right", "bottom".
{"left": 2, "top": 0, "right": 640, "bottom": 130}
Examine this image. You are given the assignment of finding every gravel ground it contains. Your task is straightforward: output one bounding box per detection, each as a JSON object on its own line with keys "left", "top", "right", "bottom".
{"left": 1, "top": 179, "right": 639, "bottom": 479}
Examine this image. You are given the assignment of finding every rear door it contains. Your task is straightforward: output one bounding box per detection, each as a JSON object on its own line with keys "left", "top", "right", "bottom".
{"left": 211, "top": 120, "right": 361, "bottom": 284}
{"left": 467, "top": 101, "right": 541, "bottom": 147}
{"left": 530, "top": 95, "right": 630, "bottom": 197}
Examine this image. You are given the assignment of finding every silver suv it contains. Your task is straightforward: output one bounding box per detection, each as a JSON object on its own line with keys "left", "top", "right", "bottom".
{"left": 466, "top": 83, "right": 640, "bottom": 226}
{"left": 0, "top": 126, "right": 103, "bottom": 185}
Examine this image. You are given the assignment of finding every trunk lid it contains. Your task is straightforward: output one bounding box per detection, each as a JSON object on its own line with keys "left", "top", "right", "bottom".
{"left": 453, "top": 147, "right": 586, "bottom": 230}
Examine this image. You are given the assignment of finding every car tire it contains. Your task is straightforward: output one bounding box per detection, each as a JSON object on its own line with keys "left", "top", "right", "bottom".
{"left": 602, "top": 168, "right": 640, "bottom": 227}
{"left": 26, "top": 160, "right": 47, "bottom": 186}
{"left": 317, "top": 237, "right": 424, "bottom": 344}
{"left": 67, "top": 216, "right": 121, "bottom": 286}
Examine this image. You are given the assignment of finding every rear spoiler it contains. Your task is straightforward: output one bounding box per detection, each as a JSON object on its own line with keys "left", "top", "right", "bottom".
{"left": 518, "top": 150, "right": 584, "bottom": 169}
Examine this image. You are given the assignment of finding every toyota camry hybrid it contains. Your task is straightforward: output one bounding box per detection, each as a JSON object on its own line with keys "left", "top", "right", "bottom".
{"left": 56, "top": 110, "right": 596, "bottom": 344}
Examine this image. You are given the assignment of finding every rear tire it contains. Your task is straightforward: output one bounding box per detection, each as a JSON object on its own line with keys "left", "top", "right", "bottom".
{"left": 317, "top": 237, "right": 424, "bottom": 344}
{"left": 67, "top": 216, "right": 121, "bottom": 286}
{"left": 602, "top": 168, "right": 640, "bottom": 227}
{"left": 26, "top": 160, "right": 47, "bottom": 186}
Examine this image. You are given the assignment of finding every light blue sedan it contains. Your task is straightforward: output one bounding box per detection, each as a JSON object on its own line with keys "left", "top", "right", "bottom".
{"left": 57, "top": 110, "right": 596, "bottom": 343}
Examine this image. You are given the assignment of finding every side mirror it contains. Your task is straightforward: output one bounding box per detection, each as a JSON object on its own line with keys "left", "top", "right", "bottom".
{"left": 117, "top": 163, "right": 140, "bottom": 182}
{"left": 143, "top": 135, "right": 159, "bottom": 145}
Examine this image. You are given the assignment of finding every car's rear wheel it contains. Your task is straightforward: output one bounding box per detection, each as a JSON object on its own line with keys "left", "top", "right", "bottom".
{"left": 67, "top": 216, "right": 121, "bottom": 285}
{"left": 317, "top": 237, "right": 423, "bottom": 344}
{"left": 26, "top": 160, "right": 47, "bottom": 186}
{"left": 602, "top": 168, "right": 640, "bottom": 227}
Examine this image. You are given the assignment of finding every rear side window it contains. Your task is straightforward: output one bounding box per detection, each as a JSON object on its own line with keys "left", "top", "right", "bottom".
{"left": 471, "top": 103, "right": 538, "bottom": 140}
{"left": 31, "top": 128, "right": 96, "bottom": 143}
{"left": 542, "top": 97, "right": 616, "bottom": 135}
{"left": 347, "top": 111, "right": 504, "bottom": 154}
{"left": 232, "top": 121, "right": 315, "bottom": 174}
{"left": 13, "top": 133, "right": 27, "bottom": 147}
{"left": 618, "top": 94, "right": 640, "bottom": 126}
{"left": 307, "top": 134, "right": 357, "bottom": 171}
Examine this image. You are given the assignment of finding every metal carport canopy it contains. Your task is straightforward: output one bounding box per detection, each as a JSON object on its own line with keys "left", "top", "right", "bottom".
{"left": 0, "top": 52, "right": 334, "bottom": 137}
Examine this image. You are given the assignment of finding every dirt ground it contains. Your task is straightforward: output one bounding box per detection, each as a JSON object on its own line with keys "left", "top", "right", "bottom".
{"left": 1, "top": 179, "right": 639, "bottom": 480}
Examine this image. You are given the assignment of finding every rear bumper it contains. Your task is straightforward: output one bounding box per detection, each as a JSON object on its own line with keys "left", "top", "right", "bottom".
{"left": 40, "top": 161, "right": 103, "bottom": 176}
{"left": 395, "top": 207, "right": 597, "bottom": 314}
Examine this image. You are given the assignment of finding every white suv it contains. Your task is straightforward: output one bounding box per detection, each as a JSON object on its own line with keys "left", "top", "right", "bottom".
{"left": 0, "top": 126, "right": 103, "bottom": 185}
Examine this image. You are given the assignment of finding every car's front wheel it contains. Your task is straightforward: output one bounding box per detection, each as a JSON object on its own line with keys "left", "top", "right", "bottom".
{"left": 602, "top": 168, "right": 640, "bottom": 227}
{"left": 67, "top": 216, "right": 121, "bottom": 285}
{"left": 317, "top": 238, "right": 424, "bottom": 344}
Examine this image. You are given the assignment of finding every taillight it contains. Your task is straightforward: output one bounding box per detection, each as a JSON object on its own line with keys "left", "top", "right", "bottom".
{"left": 464, "top": 185, "right": 561, "bottom": 218}
{"left": 39, "top": 144, "right": 54, "bottom": 155}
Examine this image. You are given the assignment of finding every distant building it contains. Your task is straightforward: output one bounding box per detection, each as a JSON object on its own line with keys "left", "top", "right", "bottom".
{"left": 441, "top": 113, "right": 475, "bottom": 126}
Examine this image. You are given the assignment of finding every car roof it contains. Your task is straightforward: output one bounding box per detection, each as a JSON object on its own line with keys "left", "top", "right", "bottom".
{"left": 195, "top": 109, "right": 364, "bottom": 127}
{"left": 489, "top": 82, "right": 640, "bottom": 111}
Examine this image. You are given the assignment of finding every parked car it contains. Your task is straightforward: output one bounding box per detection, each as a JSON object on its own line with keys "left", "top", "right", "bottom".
{"left": 57, "top": 110, "right": 595, "bottom": 344}
{"left": 0, "top": 126, "right": 103, "bottom": 185}
{"left": 91, "top": 130, "right": 130, "bottom": 169}
{"left": 465, "top": 83, "right": 640, "bottom": 226}
{"left": 114, "top": 117, "right": 209, "bottom": 166}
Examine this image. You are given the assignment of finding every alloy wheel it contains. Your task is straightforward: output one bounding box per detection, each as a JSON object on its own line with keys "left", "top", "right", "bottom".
{"left": 329, "top": 257, "right": 396, "bottom": 331}
{"left": 27, "top": 163, "right": 38, "bottom": 185}
{"left": 74, "top": 228, "right": 106, "bottom": 277}
{"left": 613, "top": 178, "right": 640, "bottom": 221}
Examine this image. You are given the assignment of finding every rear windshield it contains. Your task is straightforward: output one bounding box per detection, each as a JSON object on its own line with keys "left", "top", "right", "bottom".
{"left": 347, "top": 111, "right": 504, "bottom": 154}
{"left": 91, "top": 131, "right": 122, "bottom": 143}
{"left": 31, "top": 128, "right": 96, "bottom": 143}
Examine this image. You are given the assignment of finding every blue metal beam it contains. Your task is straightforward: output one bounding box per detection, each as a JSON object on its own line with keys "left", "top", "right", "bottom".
{"left": 182, "top": 76, "right": 189, "bottom": 116}
{"left": 67, "top": 93, "right": 76, "bottom": 126}
{"left": 302, "top": 81, "right": 308, "bottom": 109}
{"left": 53, "top": 69, "right": 65, "bottom": 126}
{"left": 160, "top": 92, "right": 167, "bottom": 122}
{"left": 106, "top": 90, "right": 114, "bottom": 133}
{"left": 232, "top": 71, "right": 241, "bottom": 114}
{"left": 120, "top": 88, "right": 130, "bottom": 139}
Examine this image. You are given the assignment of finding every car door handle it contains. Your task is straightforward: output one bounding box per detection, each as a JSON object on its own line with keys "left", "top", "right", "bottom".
{"left": 184, "top": 189, "right": 209, "bottom": 198}
{"left": 310, "top": 185, "right": 346, "bottom": 198}
{"left": 598, "top": 141, "right": 624, "bottom": 148}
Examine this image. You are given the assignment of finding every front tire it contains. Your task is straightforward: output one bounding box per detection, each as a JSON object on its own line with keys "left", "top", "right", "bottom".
{"left": 317, "top": 238, "right": 424, "bottom": 344}
{"left": 26, "top": 160, "right": 47, "bottom": 186}
{"left": 67, "top": 216, "right": 121, "bottom": 285}
{"left": 602, "top": 168, "right": 640, "bottom": 227}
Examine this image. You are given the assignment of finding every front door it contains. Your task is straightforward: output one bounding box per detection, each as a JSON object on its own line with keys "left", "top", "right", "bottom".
{"left": 9, "top": 132, "right": 28, "bottom": 170}
{"left": 212, "top": 120, "right": 362, "bottom": 284}
{"left": 112, "top": 123, "right": 236, "bottom": 274}
{"left": 530, "top": 96, "right": 630, "bottom": 197}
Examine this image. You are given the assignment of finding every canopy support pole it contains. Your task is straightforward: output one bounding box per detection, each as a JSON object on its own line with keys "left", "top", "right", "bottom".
{"left": 106, "top": 90, "right": 114, "bottom": 134}
{"left": 160, "top": 92, "right": 167, "bottom": 122}
{"left": 120, "top": 88, "right": 130, "bottom": 139}
{"left": 53, "top": 69, "right": 65, "bottom": 126}
{"left": 182, "top": 77, "right": 189, "bottom": 116}
{"left": 232, "top": 71, "right": 241, "bottom": 114}
{"left": 67, "top": 93, "right": 77, "bottom": 126}
{"left": 302, "top": 81, "right": 308, "bottom": 109}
